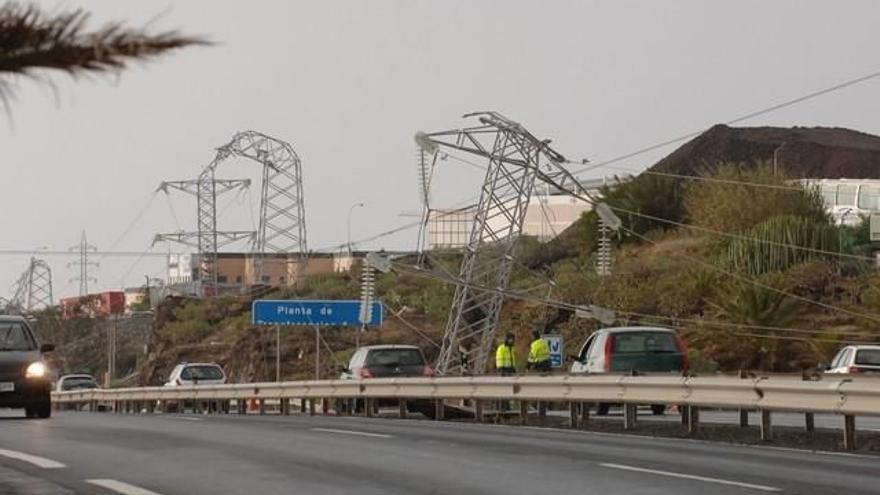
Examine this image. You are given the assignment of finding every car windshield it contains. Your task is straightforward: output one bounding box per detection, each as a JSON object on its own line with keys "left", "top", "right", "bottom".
{"left": 181, "top": 365, "right": 224, "bottom": 381}
{"left": 612, "top": 332, "right": 678, "bottom": 353}
{"left": 62, "top": 377, "right": 99, "bottom": 390}
{"left": 0, "top": 322, "right": 35, "bottom": 351}
{"left": 366, "top": 349, "right": 425, "bottom": 367}
{"left": 855, "top": 349, "right": 880, "bottom": 366}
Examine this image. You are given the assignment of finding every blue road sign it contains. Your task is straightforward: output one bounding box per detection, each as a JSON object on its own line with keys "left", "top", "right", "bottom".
{"left": 544, "top": 335, "right": 564, "bottom": 368}
{"left": 252, "top": 299, "right": 383, "bottom": 327}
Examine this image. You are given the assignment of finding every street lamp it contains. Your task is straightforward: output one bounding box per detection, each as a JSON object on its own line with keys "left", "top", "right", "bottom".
{"left": 347, "top": 202, "right": 365, "bottom": 255}
{"left": 773, "top": 142, "right": 787, "bottom": 177}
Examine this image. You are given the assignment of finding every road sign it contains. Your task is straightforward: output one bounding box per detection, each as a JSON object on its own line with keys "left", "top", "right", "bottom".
{"left": 252, "top": 299, "right": 383, "bottom": 327}
{"left": 544, "top": 335, "right": 563, "bottom": 368}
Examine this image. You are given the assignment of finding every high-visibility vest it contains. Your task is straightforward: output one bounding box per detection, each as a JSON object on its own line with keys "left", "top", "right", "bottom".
{"left": 495, "top": 344, "right": 515, "bottom": 369}
{"left": 528, "top": 338, "right": 551, "bottom": 364}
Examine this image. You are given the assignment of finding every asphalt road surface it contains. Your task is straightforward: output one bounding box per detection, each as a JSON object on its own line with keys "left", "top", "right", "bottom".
{"left": 0, "top": 410, "right": 878, "bottom": 495}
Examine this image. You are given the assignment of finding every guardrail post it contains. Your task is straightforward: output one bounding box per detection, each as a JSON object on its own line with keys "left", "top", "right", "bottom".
{"left": 434, "top": 400, "right": 445, "bottom": 421}
{"left": 519, "top": 400, "right": 528, "bottom": 425}
{"left": 568, "top": 402, "right": 579, "bottom": 429}
{"left": 538, "top": 401, "right": 547, "bottom": 425}
{"left": 237, "top": 400, "right": 246, "bottom": 415}
{"left": 366, "top": 399, "right": 374, "bottom": 418}
{"left": 805, "top": 413, "right": 815, "bottom": 433}
{"left": 623, "top": 403, "right": 638, "bottom": 430}
{"left": 309, "top": 398, "right": 316, "bottom": 416}
{"left": 738, "top": 370, "right": 749, "bottom": 426}
{"left": 281, "top": 398, "right": 290, "bottom": 415}
{"left": 760, "top": 410, "right": 772, "bottom": 441}
{"left": 580, "top": 402, "right": 590, "bottom": 429}
{"left": 474, "top": 400, "right": 483, "bottom": 423}
{"left": 399, "top": 399, "right": 408, "bottom": 419}
{"left": 322, "top": 398, "right": 329, "bottom": 415}
{"left": 679, "top": 405, "right": 688, "bottom": 426}
{"left": 259, "top": 398, "right": 266, "bottom": 415}
{"left": 299, "top": 398, "right": 306, "bottom": 414}
{"left": 843, "top": 415, "right": 856, "bottom": 450}
{"left": 687, "top": 406, "right": 700, "bottom": 433}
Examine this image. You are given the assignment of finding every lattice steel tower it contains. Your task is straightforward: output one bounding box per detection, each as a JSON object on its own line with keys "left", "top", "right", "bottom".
{"left": 68, "top": 231, "right": 98, "bottom": 296}
{"left": 198, "top": 131, "right": 308, "bottom": 293}
{"left": 417, "top": 112, "right": 572, "bottom": 375}
{"left": 10, "top": 257, "right": 53, "bottom": 313}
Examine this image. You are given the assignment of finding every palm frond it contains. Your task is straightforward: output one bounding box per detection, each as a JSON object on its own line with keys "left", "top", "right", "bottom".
{"left": 0, "top": 2, "right": 208, "bottom": 98}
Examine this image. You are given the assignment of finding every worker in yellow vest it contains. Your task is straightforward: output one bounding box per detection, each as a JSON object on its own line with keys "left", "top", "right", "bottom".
{"left": 495, "top": 332, "right": 516, "bottom": 375}
{"left": 527, "top": 329, "right": 552, "bottom": 372}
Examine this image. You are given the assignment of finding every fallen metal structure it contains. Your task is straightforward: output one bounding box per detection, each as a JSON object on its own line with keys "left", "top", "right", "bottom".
{"left": 417, "top": 112, "right": 573, "bottom": 376}
{"left": 9, "top": 257, "right": 53, "bottom": 313}
{"left": 53, "top": 373, "right": 878, "bottom": 450}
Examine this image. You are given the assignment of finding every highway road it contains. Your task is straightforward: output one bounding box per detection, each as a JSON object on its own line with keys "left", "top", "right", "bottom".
{"left": 0, "top": 410, "right": 878, "bottom": 494}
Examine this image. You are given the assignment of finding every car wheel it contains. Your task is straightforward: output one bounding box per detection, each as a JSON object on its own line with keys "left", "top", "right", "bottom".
{"left": 596, "top": 403, "right": 610, "bottom": 416}
{"left": 650, "top": 404, "right": 666, "bottom": 416}
{"left": 26, "top": 401, "right": 51, "bottom": 419}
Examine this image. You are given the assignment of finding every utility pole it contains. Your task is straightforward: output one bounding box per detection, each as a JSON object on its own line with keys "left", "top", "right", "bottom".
{"left": 69, "top": 231, "right": 98, "bottom": 296}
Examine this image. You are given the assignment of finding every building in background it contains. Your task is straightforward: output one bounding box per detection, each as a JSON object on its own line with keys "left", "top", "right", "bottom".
{"left": 163, "top": 252, "right": 361, "bottom": 296}
{"left": 427, "top": 177, "right": 610, "bottom": 249}
{"left": 59, "top": 291, "right": 126, "bottom": 319}
{"left": 799, "top": 178, "right": 880, "bottom": 226}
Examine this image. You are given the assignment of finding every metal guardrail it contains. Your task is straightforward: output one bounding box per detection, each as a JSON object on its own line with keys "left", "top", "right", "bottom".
{"left": 53, "top": 374, "right": 880, "bottom": 450}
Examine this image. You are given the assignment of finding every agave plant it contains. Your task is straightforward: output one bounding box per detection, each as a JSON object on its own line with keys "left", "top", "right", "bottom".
{"left": 0, "top": 2, "right": 206, "bottom": 103}
{"left": 710, "top": 281, "right": 802, "bottom": 370}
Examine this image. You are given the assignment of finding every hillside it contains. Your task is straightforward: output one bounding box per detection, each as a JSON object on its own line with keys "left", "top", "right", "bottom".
{"left": 651, "top": 124, "right": 880, "bottom": 179}
{"left": 36, "top": 124, "right": 880, "bottom": 384}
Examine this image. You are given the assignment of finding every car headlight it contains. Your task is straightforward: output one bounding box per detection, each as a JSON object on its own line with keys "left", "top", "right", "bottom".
{"left": 26, "top": 361, "right": 46, "bottom": 379}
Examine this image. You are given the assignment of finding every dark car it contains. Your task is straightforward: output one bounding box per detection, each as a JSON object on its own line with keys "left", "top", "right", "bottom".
{"left": 338, "top": 345, "right": 433, "bottom": 416}
{"left": 0, "top": 315, "right": 54, "bottom": 418}
{"left": 570, "top": 326, "right": 688, "bottom": 415}
{"left": 340, "top": 345, "right": 433, "bottom": 380}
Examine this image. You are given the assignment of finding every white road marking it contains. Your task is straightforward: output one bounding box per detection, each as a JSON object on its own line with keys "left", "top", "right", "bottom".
{"left": 86, "top": 479, "right": 164, "bottom": 495}
{"left": 599, "top": 463, "right": 782, "bottom": 492}
{"left": 0, "top": 448, "right": 66, "bottom": 469}
{"left": 311, "top": 427, "right": 392, "bottom": 438}
{"left": 167, "top": 416, "right": 202, "bottom": 421}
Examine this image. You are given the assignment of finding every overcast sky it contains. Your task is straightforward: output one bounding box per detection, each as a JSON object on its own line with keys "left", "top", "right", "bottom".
{"left": 4, "top": 0, "right": 880, "bottom": 299}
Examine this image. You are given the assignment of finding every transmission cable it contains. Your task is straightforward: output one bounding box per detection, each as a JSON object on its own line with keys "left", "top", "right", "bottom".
{"left": 573, "top": 68, "right": 880, "bottom": 176}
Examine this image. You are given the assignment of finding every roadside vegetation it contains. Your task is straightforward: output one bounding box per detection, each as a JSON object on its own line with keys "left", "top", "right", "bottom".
{"left": 34, "top": 162, "right": 880, "bottom": 383}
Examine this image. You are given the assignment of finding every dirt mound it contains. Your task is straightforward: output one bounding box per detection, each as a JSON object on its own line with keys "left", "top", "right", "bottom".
{"left": 650, "top": 124, "right": 880, "bottom": 179}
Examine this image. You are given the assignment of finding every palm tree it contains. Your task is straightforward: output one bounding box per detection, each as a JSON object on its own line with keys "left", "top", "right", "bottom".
{"left": 0, "top": 2, "right": 206, "bottom": 103}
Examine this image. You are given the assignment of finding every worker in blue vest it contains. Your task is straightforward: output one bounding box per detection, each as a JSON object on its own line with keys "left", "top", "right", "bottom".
{"left": 527, "top": 329, "right": 552, "bottom": 372}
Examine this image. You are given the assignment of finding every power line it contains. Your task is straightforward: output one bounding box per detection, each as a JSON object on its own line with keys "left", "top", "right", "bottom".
{"left": 0, "top": 249, "right": 177, "bottom": 258}
{"left": 101, "top": 191, "right": 159, "bottom": 260}
{"left": 390, "top": 259, "right": 871, "bottom": 345}
{"left": 573, "top": 68, "right": 880, "bottom": 176}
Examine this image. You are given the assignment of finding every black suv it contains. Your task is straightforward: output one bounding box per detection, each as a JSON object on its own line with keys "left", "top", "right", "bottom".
{"left": 0, "top": 315, "right": 54, "bottom": 418}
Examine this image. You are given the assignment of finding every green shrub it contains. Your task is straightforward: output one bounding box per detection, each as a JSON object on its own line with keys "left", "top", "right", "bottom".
{"left": 685, "top": 162, "right": 827, "bottom": 233}
{"left": 726, "top": 214, "right": 839, "bottom": 276}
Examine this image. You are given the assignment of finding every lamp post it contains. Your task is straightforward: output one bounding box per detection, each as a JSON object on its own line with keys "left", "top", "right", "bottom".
{"left": 773, "top": 142, "right": 787, "bottom": 177}
{"left": 347, "top": 202, "right": 365, "bottom": 256}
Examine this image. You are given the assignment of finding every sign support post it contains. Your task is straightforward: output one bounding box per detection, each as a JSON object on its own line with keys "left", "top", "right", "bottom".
{"left": 315, "top": 325, "right": 320, "bottom": 380}
{"left": 275, "top": 325, "right": 281, "bottom": 382}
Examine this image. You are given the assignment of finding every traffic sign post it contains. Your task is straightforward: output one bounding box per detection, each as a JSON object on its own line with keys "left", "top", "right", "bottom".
{"left": 544, "top": 335, "right": 564, "bottom": 368}
{"left": 252, "top": 299, "right": 383, "bottom": 380}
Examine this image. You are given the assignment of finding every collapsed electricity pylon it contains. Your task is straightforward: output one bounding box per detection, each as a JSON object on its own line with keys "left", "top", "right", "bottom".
{"left": 69, "top": 231, "right": 98, "bottom": 296}
{"left": 197, "top": 131, "right": 308, "bottom": 293}
{"left": 416, "top": 112, "right": 574, "bottom": 375}
{"left": 156, "top": 132, "right": 308, "bottom": 296}
{"left": 10, "top": 257, "right": 54, "bottom": 313}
